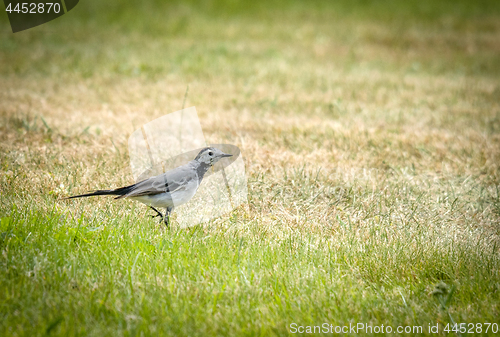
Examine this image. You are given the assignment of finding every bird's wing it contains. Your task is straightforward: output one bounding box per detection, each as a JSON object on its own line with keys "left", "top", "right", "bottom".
{"left": 118, "top": 163, "right": 198, "bottom": 199}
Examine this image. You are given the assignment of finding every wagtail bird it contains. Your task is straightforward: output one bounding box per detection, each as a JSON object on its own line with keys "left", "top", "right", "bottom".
{"left": 66, "top": 147, "right": 232, "bottom": 227}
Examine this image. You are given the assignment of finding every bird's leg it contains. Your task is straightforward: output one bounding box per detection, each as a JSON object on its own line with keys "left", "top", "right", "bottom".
{"left": 150, "top": 206, "right": 163, "bottom": 221}
{"left": 164, "top": 207, "right": 172, "bottom": 228}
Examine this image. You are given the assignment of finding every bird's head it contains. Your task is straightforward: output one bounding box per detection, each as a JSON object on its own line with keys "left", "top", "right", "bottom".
{"left": 194, "top": 147, "right": 232, "bottom": 166}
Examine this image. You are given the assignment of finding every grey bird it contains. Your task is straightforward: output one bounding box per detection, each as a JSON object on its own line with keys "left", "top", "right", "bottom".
{"left": 66, "top": 147, "right": 232, "bottom": 227}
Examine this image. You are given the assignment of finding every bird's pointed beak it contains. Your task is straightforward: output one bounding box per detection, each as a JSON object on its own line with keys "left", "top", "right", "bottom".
{"left": 221, "top": 153, "right": 233, "bottom": 158}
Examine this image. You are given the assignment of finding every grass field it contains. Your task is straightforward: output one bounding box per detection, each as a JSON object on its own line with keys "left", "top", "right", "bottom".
{"left": 1, "top": 0, "right": 500, "bottom": 335}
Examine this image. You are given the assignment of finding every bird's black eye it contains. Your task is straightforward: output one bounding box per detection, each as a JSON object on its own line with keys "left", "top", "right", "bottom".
{"left": 208, "top": 151, "right": 213, "bottom": 156}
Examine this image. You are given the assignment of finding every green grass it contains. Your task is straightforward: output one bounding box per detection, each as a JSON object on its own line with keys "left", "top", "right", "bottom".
{"left": 1, "top": 0, "right": 500, "bottom": 335}
{"left": 1, "top": 189, "right": 499, "bottom": 335}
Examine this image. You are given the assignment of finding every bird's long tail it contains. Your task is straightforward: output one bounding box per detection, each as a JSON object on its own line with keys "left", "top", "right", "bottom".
{"left": 65, "top": 185, "right": 134, "bottom": 200}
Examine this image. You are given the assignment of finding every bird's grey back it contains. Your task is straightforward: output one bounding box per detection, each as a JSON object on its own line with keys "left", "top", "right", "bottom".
{"left": 117, "top": 161, "right": 201, "bottom": 199}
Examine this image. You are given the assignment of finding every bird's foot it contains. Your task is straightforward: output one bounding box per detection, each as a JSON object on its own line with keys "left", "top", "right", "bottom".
{"left": 163, "top": 208, "right": 172, "bottom": 229}
{"left": 149, "top": 206, "right": 163, "bottom": 219}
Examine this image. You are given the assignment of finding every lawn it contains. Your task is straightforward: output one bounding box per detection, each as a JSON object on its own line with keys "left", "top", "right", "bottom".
{"left": 1, "top": 0, "right": 500, "bottom": 335}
